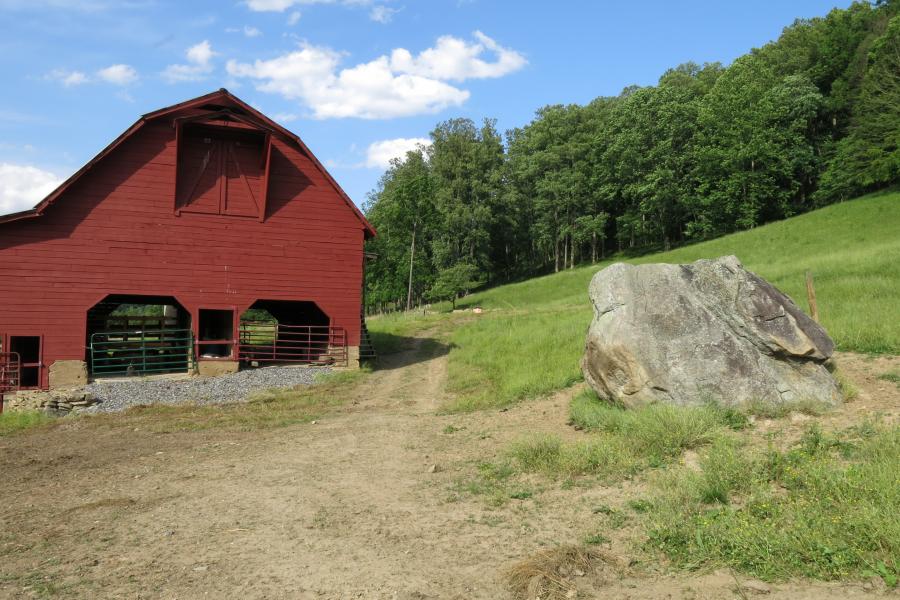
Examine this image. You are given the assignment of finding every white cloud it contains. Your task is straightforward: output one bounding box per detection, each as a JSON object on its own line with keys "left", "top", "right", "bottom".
{"left": 245, "top": 0, "right": 368, "bottom": 11}
{"left": 46, "top": 69, "right": 89, "bottom": 87}
{"left": 226, "top": 32, "right": 524, "bottom": 119}
{"left": 365, "top": 137, "right": 430, "bottom": 169}
{"left": 96, "top": 64, "right": 138, "bottom": 85}
{"left": 390, "top": 31, "right": 526, "bottom": 81}
{"left": 229, "top": 25, "right": 262, "bottom": 37}
{"left": 369, "top": 4, "right": 396, "bottom": 23}
{"left": 245, "top": 0, "right": 298, "bottom": 10}
{"left": 0, "top": 163, "right": 63, "bottom": 216}
{"left": 287, "top": 10, "right": 301, "bottom": 24}
{"left": 273, "top": 112, "right": 299, "bottom": 123}
{"left": 187, "top": 40, "right": 214, "bottom": 65}
{"left": 162, "top": 40, "right": 216, "bottom": 83}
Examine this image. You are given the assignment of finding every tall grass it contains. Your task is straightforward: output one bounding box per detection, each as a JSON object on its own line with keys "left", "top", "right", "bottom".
{"left": 507, "top": 390, "right": 744, "bottom": 478}
{"left": 443, "top": 308, "right": 585, "bottom": 412}
{"left": 645, "top": 424, "right": 900, "bottom": 584}
{"left": 0, "top": 410, "right": 54, "bottom": 436}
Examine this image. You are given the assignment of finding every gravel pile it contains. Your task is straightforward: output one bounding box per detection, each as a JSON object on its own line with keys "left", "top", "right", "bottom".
{"left": 83, "top": 365, "right": 331, "bottom": 413}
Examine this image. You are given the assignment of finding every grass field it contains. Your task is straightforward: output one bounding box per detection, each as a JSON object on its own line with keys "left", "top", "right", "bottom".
{"left": 370, "top": 191, "right": 900, "bottom": 412}
{"left": 369, "top": 192, "right": 900, "bottom": 588}
{"left": 467, "top": 394, "right": 900, "bottom": 587}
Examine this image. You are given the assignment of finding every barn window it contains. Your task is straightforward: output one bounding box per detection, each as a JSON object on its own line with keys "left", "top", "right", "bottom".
{"left": 174, "top": 115, "right": 273, "bottom": 221}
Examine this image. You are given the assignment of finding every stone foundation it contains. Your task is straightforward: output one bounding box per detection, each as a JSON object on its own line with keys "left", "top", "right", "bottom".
{"left": 346, "top": 346, "right": 360, "bottom": 369}
{"left": 49, "top": 360, "right": 88, "bottom": 389}
{"left": 4, "top": 388, "right": 97, "bottom": 414}
{"left": 197, "top": 360, "right": 240, "bottom": 377}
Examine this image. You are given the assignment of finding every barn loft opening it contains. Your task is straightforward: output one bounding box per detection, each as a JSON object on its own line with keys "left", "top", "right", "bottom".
{"left": 86, "top": 295, "right": 192, "bottom": 378}
{"left": 238, "top": 300, "right": 347, "bottom": 367}
{"left": 174, "top": 110, "right": 273, "bottom": 220}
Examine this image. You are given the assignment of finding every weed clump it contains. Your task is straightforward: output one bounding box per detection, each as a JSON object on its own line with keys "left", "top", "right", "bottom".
{"left": 0, "top": 410, "right": 55, "bottom": 437}
{"left": 505, "top": 544, "right": 611, "bottom": 600}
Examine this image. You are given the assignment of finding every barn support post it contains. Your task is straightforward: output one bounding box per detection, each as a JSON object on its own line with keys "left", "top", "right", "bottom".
{"left": 49, "top": 361, "right": 88, "bottom": 389}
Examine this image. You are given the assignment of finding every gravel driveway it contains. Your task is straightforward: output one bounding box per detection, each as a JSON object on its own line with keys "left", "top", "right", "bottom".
{"left": 83, "top": 365, "right": 331, "bottom": 413}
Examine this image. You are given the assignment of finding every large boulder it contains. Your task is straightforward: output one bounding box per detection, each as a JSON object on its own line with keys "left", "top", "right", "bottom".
{"left": 581, "top": 256, "right": 841, "bottom": 409}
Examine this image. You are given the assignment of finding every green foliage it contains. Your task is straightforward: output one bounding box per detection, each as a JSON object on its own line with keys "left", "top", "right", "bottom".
{"left": 364, "top": 1, "right": 899, "bottom": 311}
{"left": 426, "top": 263, "right": 483, "bottom": 308}
{"left": 0, "top": 410, "right": 54, "bottom": 437}
{"left": 645, "top": 424, "right": 900, "bottom": 584}
{"left": 818, "top": 14, "right": 900, "bottom": 201}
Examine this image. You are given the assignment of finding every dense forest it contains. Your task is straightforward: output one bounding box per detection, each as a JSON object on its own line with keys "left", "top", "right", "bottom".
{"left": 363, "top": 0, "right": 900, "bottom": 312}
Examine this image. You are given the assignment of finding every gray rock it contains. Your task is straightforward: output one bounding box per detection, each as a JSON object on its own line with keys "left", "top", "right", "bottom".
{"left": 581, "top": 256, "right": 840, "bottom": 409}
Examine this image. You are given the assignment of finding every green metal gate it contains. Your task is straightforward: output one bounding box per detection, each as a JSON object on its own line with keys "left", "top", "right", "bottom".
{"left": 89, "top": 329, "right": 193, "bottom": 377}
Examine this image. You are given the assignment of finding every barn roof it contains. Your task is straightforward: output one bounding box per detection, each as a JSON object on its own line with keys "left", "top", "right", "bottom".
{"left": 0, "top": 89, "right": 376, "bottom": 238}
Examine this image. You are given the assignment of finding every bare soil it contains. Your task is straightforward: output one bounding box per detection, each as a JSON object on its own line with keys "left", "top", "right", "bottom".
{"left": 1, "top": 339, "right": 898, "bottom": 599}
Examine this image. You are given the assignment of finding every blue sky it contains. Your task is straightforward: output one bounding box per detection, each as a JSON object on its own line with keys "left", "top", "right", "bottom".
{"left": 0, "top": 0, "right": 854, "bottom": 216}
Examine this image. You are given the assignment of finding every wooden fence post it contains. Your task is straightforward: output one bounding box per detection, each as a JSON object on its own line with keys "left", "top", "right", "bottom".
{"left": 805, "top": 270, "right": 819, "bottom": 323}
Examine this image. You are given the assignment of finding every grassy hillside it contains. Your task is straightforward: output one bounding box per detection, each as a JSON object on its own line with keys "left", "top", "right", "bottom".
{"left": 371, "top": 191, "right": 900, "bottom": 411}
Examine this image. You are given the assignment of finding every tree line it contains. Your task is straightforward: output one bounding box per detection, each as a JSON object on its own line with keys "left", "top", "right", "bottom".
{"left": 363, "top": 0, "right": 899, "bottom": 313}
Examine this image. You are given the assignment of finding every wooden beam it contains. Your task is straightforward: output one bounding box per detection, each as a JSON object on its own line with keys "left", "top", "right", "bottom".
{"left": 805, "top": 270, "right": 819, "bottom": 322}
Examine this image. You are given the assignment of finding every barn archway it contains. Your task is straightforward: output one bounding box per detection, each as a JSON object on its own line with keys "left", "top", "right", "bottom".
{"left": 239, "top": 299, "right": 346, "bottom": 366}
{"left": 85, "top": 294, "right": 192, "bottom": 377}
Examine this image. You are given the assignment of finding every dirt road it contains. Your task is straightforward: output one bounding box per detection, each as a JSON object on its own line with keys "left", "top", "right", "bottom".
{"left": 1, "top": 338, "right": 897, "bottom": 599}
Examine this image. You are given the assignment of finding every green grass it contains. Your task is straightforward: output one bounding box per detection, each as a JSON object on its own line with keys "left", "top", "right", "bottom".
{"left": 0, "top": 410, "right": 54, "bottom": 437}
{"left": 467, "top": 390, "right": 900, "bottom": 586}
{"left": 644, "top": 423, "right": 900, "bottom": 584}
{"left": 507, "top": 390, "right": 745, "bottom": 479}
{"left": 443, "top": 307, "right": 585, "bottom": 412}
{"left": 878, "top": 371, "right": 900, "bottom": 388}
{"left": 425, "top": 192, "right": 899, "bottom": 411}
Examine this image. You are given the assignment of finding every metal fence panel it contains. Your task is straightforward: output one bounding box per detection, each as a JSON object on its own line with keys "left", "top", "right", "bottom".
{"left": 0, "top": 352, "right": 21, "bottom": 397}
{"left": 90, "top": 329, "right": 193, "bottom": 377}
{"left": 238, "top": 322, "right": 348, "bottom": 367}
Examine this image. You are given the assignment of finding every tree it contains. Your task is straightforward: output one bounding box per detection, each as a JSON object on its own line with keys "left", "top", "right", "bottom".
{"left": 426, "top": 263, "right": 484, "bottom": 309}
{"left": 362, "top": 0, "right": 899, "bottom": 311}
{"left": 817, "top": 14, "right": 900, "bottom": 201}
{"left": 363, "top": 148, "right": 436, "bottom": 312}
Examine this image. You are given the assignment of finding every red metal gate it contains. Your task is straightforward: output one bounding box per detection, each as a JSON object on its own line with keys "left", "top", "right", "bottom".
{"left": 238, "top": 322, "right": 348, "bottom": 367}
{"left": 0, "top": 352, "right": 21, "bottom": 412}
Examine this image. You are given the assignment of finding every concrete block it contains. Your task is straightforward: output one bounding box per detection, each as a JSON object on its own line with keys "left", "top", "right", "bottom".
{"left": 197, "top": 361, "right": 240, "bottom": 377}
{"left": 49, "top": 360, "right": 88, "bottom": 389}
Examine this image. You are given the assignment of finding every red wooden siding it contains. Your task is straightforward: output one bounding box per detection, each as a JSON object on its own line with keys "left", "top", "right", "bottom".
{"left": 0, "top": 92, "right": 370, "bottom": 389}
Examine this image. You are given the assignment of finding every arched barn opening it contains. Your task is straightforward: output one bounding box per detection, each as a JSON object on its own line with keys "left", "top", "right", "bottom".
{"left": 238, "top": 300, "right": 347, "bottom": 367}
{"left": 85, "top": 295, "right": 192, "bottom": 378}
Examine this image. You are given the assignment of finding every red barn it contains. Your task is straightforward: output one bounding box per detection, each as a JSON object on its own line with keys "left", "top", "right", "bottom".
{"left": 0, "top": 89, "right": 375, "bottom": 393}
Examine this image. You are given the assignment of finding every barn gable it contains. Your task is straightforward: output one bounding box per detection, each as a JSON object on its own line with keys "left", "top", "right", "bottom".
{"left": 0, "top": 89, "right": 376, "bottom": 237}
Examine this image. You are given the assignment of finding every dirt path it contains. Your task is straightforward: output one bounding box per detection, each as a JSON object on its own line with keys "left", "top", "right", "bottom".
{"left": 1, "top": 340, "right": 897, "bottom": 599}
